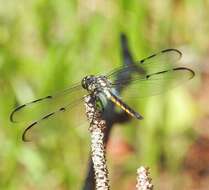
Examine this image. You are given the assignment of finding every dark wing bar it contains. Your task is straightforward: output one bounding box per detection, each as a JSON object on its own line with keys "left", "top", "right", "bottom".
{"left": 110, "top": 67, "right": 194, "bottom": 99}
{"left": 140, "top": 48, "right": 182, "bottom": 64}
{"left": 21, "top": 97, "right": 84, "bottom": 142}
{"left": 107, "top": 49, "right": 194, "bottom": 99}
{"left": 10, "top": 95, "right": 53, "bottom": 122}
{"left": 10, "top": 83, "right": 84, "bottom": 123}
{"left": 107, "top": 48, "right": 183, "bottom": 84}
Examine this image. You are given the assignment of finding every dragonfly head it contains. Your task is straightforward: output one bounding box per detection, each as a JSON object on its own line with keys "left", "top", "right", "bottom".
{"left": 81, "top": 75, "right": 96, "bottom": 90}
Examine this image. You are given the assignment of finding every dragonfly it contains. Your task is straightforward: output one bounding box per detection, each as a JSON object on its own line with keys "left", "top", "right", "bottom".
{"left": 10, "top": 48, "right": 195, "bottom": 141}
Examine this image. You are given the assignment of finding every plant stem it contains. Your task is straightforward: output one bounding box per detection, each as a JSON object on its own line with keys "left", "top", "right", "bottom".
{"left": 136, "top": 166, "right": 153, "bottom": 190}
{"left": 84, "top": 95, "right": 110, "bottom": 190}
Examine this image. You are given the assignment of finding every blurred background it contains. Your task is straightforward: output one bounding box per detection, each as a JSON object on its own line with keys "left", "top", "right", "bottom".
{"left": 0, "top": 0, "right": 209, "bottom": 190}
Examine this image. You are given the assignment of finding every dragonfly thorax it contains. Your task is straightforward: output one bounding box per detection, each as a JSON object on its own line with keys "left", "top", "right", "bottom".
{"left": 81, "top": 75, "right": 111, "bottom": 93}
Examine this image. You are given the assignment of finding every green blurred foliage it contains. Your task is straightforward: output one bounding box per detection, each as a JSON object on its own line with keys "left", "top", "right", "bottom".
{"left": 0, "top": 0, "right": 208, "bottom": 189}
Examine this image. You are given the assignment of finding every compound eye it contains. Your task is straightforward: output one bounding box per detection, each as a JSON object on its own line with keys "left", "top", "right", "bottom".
{"left": 81, "top": 78, "right": 87, "bottom": 89}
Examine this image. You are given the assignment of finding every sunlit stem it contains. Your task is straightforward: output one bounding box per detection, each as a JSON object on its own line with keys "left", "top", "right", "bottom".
{"left": 136, "top": 166, "right": 153, "bottom": 190}
{"left": 84, "top": 95, "right": 110, "bottom": 190}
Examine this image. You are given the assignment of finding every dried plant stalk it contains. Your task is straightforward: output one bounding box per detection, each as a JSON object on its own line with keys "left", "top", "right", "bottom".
{"left": 84, "top": 95, "right": 110, "bottom": 190}
{"left": 136, "top": 166, "right": 153, "bottom": 190}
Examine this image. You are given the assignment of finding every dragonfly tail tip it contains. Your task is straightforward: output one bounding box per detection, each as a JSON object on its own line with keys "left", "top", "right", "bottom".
{"left": 136, "top": 113, "right": 144, "bottom": 120}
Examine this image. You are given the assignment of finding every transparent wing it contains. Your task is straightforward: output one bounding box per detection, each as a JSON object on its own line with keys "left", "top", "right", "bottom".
{"left": 21, "top": 97, "right": 86, "bottom": 142}
{"left": 106, "top": 49, "right": 195, "bottom": 98}
{"left": 10, "top": 82, "right": 85, "bottom": 123}
{"left": 107, "top": 49, "right": 182, "bottom": 82}
{"left": 110, "top": 67, "right": 194, "bottom": 100}
{"left": 10, "top": 82, "right": 88, "bottom": 141}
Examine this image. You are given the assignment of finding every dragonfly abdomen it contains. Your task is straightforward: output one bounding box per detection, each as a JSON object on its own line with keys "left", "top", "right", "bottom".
{"left": 105, "top": 90, "right": 143, "bottom": 120}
